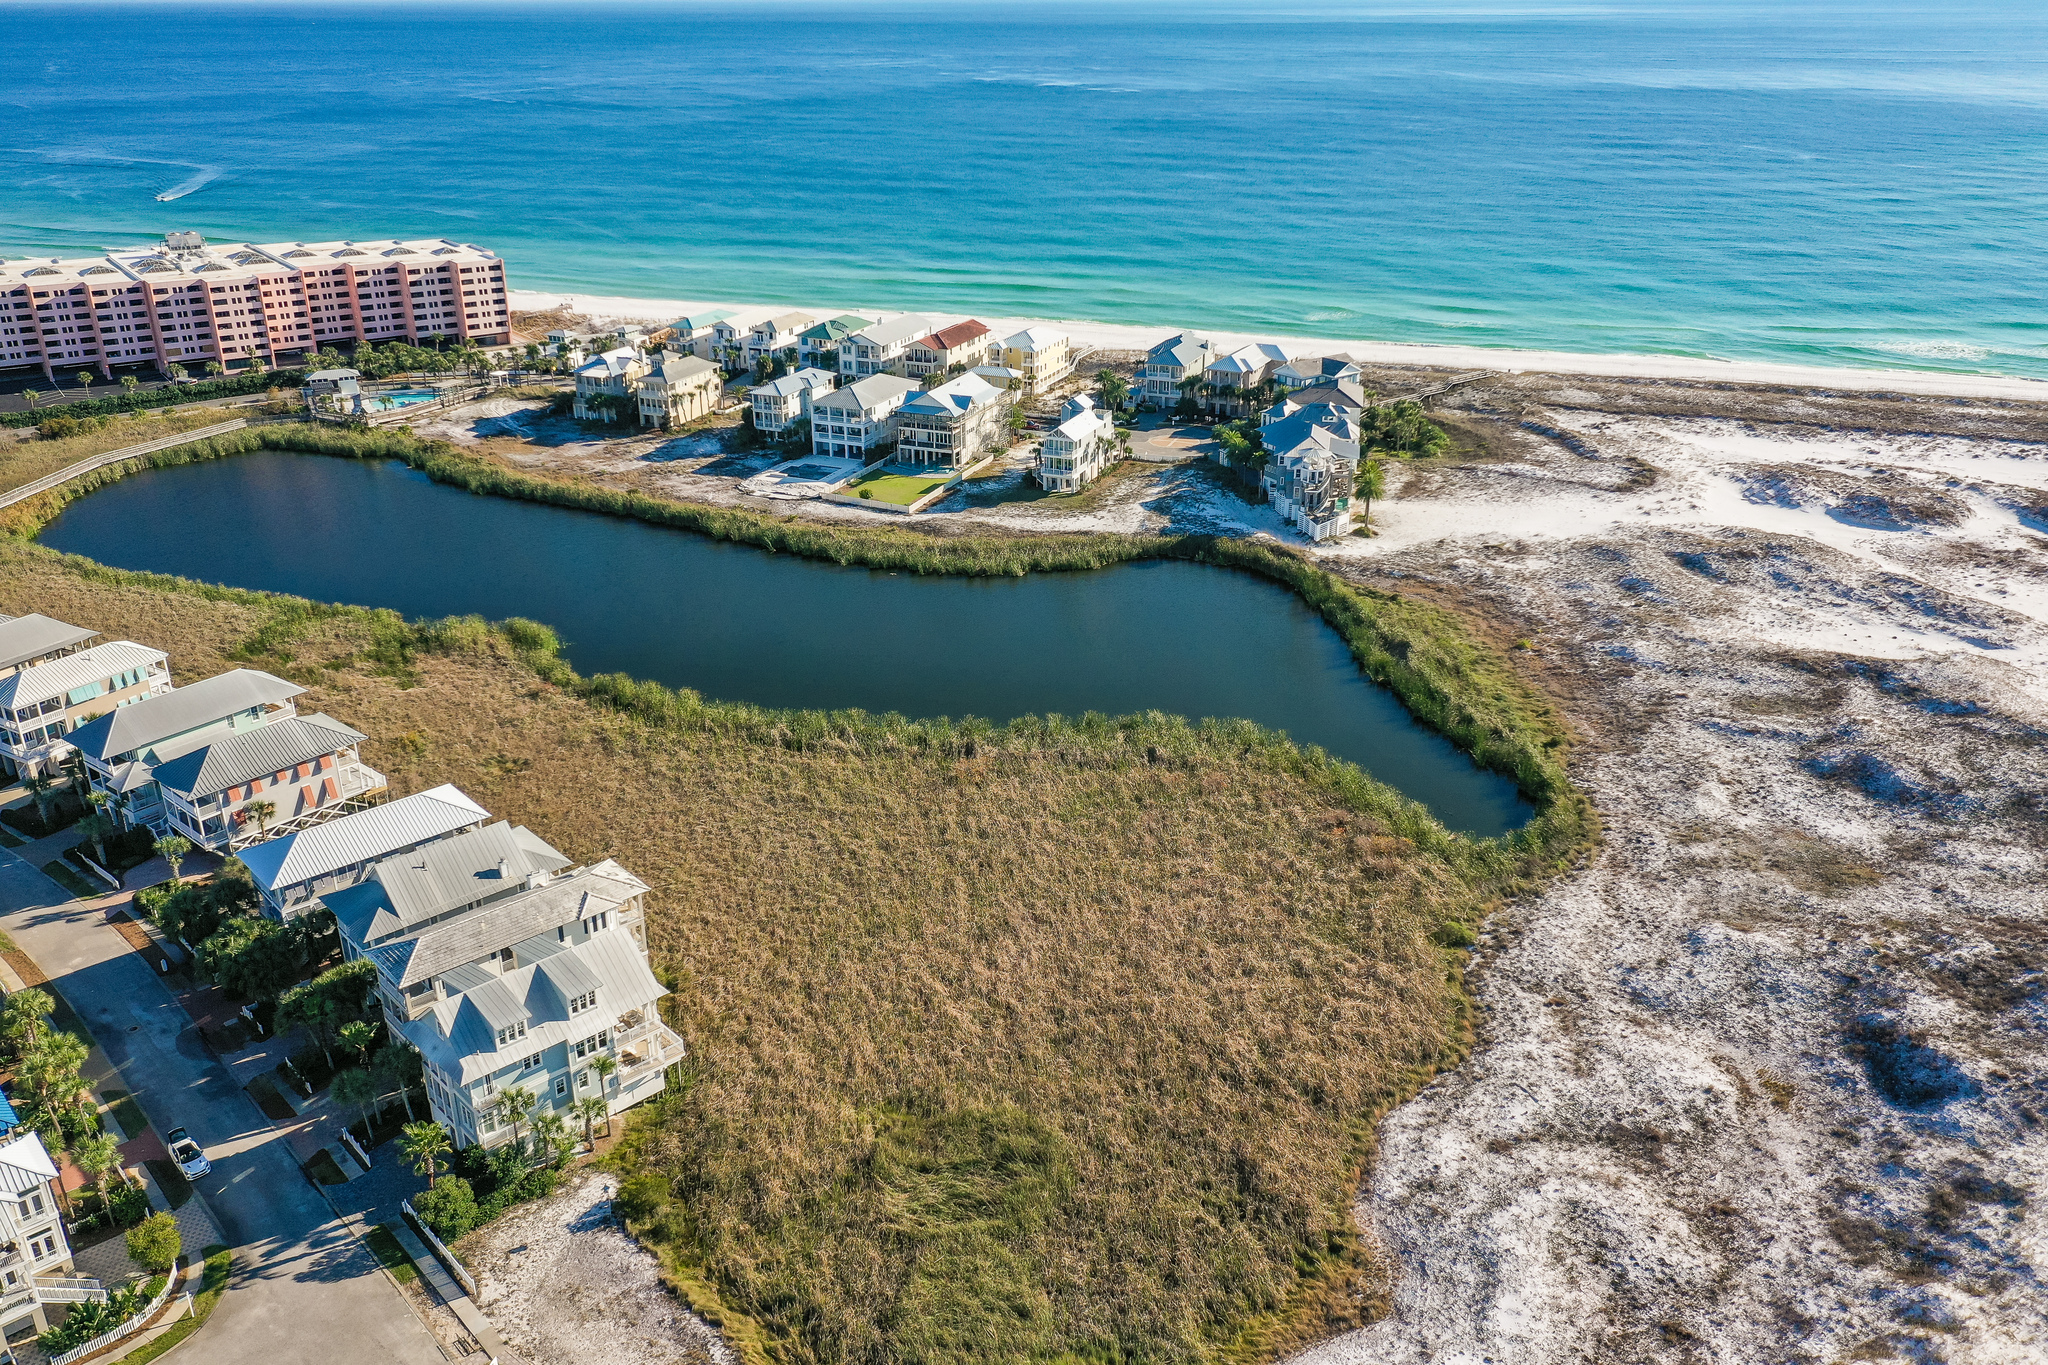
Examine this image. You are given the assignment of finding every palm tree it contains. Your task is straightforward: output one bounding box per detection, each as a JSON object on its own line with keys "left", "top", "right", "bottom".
{"left": 22, "top": 773, "right": 56, "bottom": 828}
{"left": 71, "top": 1133, "right": 120, "bottom": 1217}
{"left": 120, "top": 375, "right": 141, "bottom": 401}
{"left": 331, "top": 1067, "right": 380, "bottom": 1140}
{"left": 77, "top": 810, "right": 116, "bottom": 868}
{"left": 529, "top": 1110, "right": 570, "bottom": 1164}
{"left": 1356, "top": 457, "right": 1387, "bottom": 534}
{"left": 587, "top": 1053, "right": 617, "bottom": 1114}
{"left": 401, "top": 1121, "right": 450, "bottom": 1188}
{"left": 153, "top": 835, "right": 191, "bottom": 883}
{"left": 22, "top": 390, "right": 41, "bottom": 410}
{"left": 75, "top": 371, "right": 94, "bottom": 398}
{"left": 3, "top": 987, "right": 53, "bottom": 1056}
{"left": 339, "top": 1020, "right": 377, "bottom": 1069}
{"left": 494, "top": 1085, "right": 535, "bottom": 1147}
{"left": 203, "top": 361, "right": 224, "bottom": 379}
{"left": 574, "top": 1096, "right": 608, "bottom": 1150}
{"left": 167, "top": 363, "right": 188, "bottom": 382}
{"left": 241, "top": 798, "right": 276, "bottom": 838}
{"left": 372, "top": 1044, "right": 418, "bottom": 1120}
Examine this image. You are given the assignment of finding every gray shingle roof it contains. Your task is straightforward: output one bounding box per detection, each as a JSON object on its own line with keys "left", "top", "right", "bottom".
{"left": 66, "top": 669, "right": 304, "bottom": 763}
{"left": 0, "top": 615, "right": 100, "bottom": 673}
{"left": 813, "top": 374, "right": 917, "bottom": 412}
{"left": 150, "top": 713, "right": 365, "bottom": 799}
{"left": 850, "top": 315, "right": 935, "bottom": 350}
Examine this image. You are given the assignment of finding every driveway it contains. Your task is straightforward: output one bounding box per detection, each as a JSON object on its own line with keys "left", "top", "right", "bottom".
{"left": 1127, "top": 423, "right": 1216, "bottom": 464}
{"left": 0, "top": 850, "right": 441, "bottom": 1365}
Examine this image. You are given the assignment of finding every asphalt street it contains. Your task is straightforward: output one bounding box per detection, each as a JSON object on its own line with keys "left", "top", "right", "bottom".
{"left": 0, "top": 848, "right": 442, "bottom": 1365}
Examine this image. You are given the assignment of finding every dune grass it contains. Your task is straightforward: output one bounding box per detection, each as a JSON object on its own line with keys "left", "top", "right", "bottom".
{"left": 0, "top": 407, "right": 244, "bottom": 496}
{"left": 0, "top": 432, "right": 1592, "bottom": 1365}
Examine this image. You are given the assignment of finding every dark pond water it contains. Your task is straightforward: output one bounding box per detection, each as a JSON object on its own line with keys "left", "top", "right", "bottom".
{"left": 39, "top": 452, "right": 1533, "bottom": 835}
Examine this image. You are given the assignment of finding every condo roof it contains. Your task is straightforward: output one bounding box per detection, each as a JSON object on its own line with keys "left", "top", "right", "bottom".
{"left": 898, "top": 372, "right": 1003, "bottom": 418}
{"left": 751, "top": 368, "right": 836, "bottom": 398}
{"left": 0, "top": 640, "right": 162, "bottom": 710}
{"left": 1002, "top": 327, "right": 1066, "bottom": 350}
{"left": 0, "top": 615, "right": 100, "bottom": 673}
{"left": 326, "top": 819, "right": 572, "bottom": 946}
{"left": 66, "top": 669, "right": 304, "bottom": 763}
{"left": 371, "top": 859, "right": 650, "bottom": 989}
{"left": 150, "top": 713, "right": 367, "bottom": 800}
{"left": 237, "top": 784, "right": 492, "bottom": 893}
{"left": 812, "top": 373, "right": 918, "bottom": 410}
{"left": 670, "top": 310, "right": 735, "bottom": 331}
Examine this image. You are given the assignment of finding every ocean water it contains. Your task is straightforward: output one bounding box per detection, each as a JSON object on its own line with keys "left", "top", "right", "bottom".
{"left": 3, "top": 0, "right": 2045, "bottom": 377}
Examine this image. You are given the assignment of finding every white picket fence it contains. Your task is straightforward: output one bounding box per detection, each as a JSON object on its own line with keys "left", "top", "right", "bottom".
{"left": 45, "top": 1269, "right": 179, "bottom": 1365}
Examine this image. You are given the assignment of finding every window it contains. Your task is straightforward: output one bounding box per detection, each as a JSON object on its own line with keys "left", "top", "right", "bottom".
{"left": 582, "top": 912, "right": 609, "bottom": 936}
{"left": 19, "top": 1191, "right": 43, "bottom": 1219}
{"left": 553, "top": 1076, "right": 569, "bottom": 1098}
{"left": 28, "top": 1232, "right": 58, "bottom": 1261}
{"left": 522, "top": 1052, "right": 542, "bottom": 1072}
{"left": 568, "top": 990, "right": 596, "bottom": 1015}
{"left": 494, "top": 1020, "right": 527, "bottom": 1046}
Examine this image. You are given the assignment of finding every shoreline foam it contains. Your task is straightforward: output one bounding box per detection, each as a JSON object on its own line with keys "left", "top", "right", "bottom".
{"left": 510, "top": 289, "right": 2048, "bottom": 404}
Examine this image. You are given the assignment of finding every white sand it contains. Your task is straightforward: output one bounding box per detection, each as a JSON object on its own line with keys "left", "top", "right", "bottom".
{"left": 511, "top": 288, "right": 2048, "bottom": 403}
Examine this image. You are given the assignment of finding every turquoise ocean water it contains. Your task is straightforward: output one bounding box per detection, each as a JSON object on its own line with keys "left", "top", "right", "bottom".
{"left": 3, "top": 0, "right": 2045, "bottom": 377}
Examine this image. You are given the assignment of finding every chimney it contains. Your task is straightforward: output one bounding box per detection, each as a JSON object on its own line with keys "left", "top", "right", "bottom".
{"left": 497, "top": 858, "right": 509, "bottom": 878}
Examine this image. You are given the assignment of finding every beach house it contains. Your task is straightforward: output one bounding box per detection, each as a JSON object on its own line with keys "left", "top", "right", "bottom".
{"left": 750, "top": 367, "right": 836, "bottom": 435}
{"left": 1141, "top": 333, "right": 1214, "bottom": 412}
{"left": 666, "top": 311, "right": 734, "bottom": 358}
{"left": 1035, "top": 394, "right": 1117, "bottom": 491}
{"left": 893, "top": 372, "right": 1009, "bottom": 468}
{"left": 330, "top": 836, "right": 682, "bottom": 1151}
{"left": 148, "top": 711, "right": 386, "bottom": 852}
{"left": 1258, "top": 394, "right": 1361, "bottom": 540}
{"left": 68, "top": 669, "right": 306, "bottom": 838}
{"left": 1001, "top": 328, "right": 1077, "bottom": 394}
{"left": 573, "top": 346, "right": 650, "bottom": 422}
{"left": 0, "top": 614, "right": 101, "bottom": 681}
{"left": 0, "top": 634, "right": 171, "bottom": 781}
{"left": 0, "top": 1130, "right": 82, "bottom": 1345}
{"left": 1201, "top": 343, "right": 1291, "bottom": 418}
{"left": 840, "top": 315, "right": 935, "bottom": 378}
{"left": 809, "top": 374, "right": 918, "bottom": 459}
{"left": 742, "top": 311, "right": 815, "bottom": 368}
{"left": 633, "top": 350, "right": 724, "bottom": 428}
{"left": 708, "top": 309, "right": 777, "bottom": 368}
{"left": 237, "top": 783, "right": 492, "bottom": 921}
{"left": 1274, "top": 356, "right": 1362, "bottom": 392}
{"left": 904, "top": 321, "right": 996, "bottom": 378}
{"left": 797, "top": 314, "right": 872, "bottom": 369}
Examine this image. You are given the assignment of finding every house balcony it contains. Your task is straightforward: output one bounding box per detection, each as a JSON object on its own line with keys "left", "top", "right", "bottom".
{"left": 223, "top": 763, "right": 389, "bottom": 851}
{"left": 611, "top": 1015, "right": 687, "bottom": 1086}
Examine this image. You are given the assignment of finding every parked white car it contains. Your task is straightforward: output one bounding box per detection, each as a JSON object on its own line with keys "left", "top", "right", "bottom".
{"left": 165, "top": 1127, "right": 210, "bottom": 1180}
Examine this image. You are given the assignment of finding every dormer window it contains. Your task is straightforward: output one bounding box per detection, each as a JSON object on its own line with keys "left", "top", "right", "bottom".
{"left": 568, "top": 991, "right": 596, "bottom": 1015}
{"left": 494, "top": 1020, "right": 527, "bottom": 1046}
{"left": 582, "top": 912, "right": 609, "bottom": 936}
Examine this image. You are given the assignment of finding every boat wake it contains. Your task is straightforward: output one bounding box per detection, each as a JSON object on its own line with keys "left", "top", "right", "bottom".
{"left": 153, "top": 166, "right": 222, "bottom": 202}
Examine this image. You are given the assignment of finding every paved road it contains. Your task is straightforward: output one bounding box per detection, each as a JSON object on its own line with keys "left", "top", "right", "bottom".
{"left": 0, "top": 849, "right": 442, "bottom": 1365}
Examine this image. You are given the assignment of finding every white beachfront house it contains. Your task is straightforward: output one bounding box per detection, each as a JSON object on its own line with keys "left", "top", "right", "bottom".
{"left": 634, "top": 351, "right": 724, "bottom": 428}
{"left": 666, "top": 311, "right": 734, "bottom": 359}
{"left": 797, "top": 314, "right": 872, "bottom": 369}
{"left": 1141, "top": 333, "right": 1214, "bottom": 411}
{"left": 893, "top": 372, "right": 1009, "bottom": 468}
{"left": 904, "top": 320, "right": 996, "bottom": 379}
{"left": 68, "top": 669, "right": 306, "bottom": 840}
{"left": 0, "top": 1130, "right": 82, "bottom": 1344}
{"left": 237, "top": 784, "right": 493, "bottom": 921}
{"left": 1274, "top": 355, "right": 1362, "bottom": 392}
{"left": 809, "top": 374, "right": 919, "bottom": 459}
{"left": 1258, "top": 392, "right": 1363, "bottom": 540}
{"left": 708, "top": 309, "right": 777, "bottom": 367}
{"left": 1000, "top": 328, "right": 1077, "bottom": 394}
{"left": 1200, "top": 342, "right": 1293, "bottom": 418}
{"left": 750, "top": 368, "right": 836, "bottom": 434}
{"left": 840, "top": 315, "right": 935, "bottom": 379}
{"left": 0, "top": 632, "right": 171, "bottom": 781}
{"left": 573, "top": 346, "right": 650, "bottom": 422}
{"left": 743, "top": 311, "right": 815, "bottom": 366}
{"left": 330, "top": 834, "right": 684, "bottom": 1151}
{"left": 1035, "top": 394, "right": 1117, "bottom": 492}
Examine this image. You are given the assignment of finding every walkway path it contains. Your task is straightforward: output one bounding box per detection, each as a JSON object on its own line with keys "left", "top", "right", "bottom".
{"left": 0, "top": 418, "right": 247, "bottom": 509}
{"left": 0, "top": 846, "right": 442, "bottom": 1365}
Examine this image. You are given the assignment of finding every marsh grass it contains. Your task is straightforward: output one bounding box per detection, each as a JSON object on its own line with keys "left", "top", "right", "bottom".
{"left": 0, "top": 408, "right": 244, "bottom": 498}
{"left": 0, "top": 430, "right": 1594, "bottom": 1365}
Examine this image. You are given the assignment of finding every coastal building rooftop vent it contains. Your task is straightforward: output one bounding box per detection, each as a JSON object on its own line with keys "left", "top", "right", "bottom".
{"left": 383, "top": 248, "right": 415, "bottom": 256}
{"left": 430, "top": 248, "right": 457, "bottom": 255}
{"left": 335, "top": 248, "right": 365, "bottom": 257}
{"left": 23, "top": 267, "right": 59, "bottom": 276}
{"left": 163, "top": 230, "right": 204, "bottom": 252}
{"left": 134, "top": 258, "right": 173, "bottom": 273}
{"left": 80, "top": 265, "right": 117, "bottom": 275}
{"left": 281, "top": 250, "right": 314, "bottom": 259}
{"left": 194, "top": 262, "right": 228, "bottom": 272}
{"left": 228, "top": 251, "right": 266, "bottom": 265}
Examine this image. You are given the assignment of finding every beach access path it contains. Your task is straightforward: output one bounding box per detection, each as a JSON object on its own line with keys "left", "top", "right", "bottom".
{"left": 0, "top": 835, "right": 443, "bottom": 1365}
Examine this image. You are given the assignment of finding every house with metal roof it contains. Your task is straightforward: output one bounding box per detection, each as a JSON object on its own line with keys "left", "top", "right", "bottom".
{"left": 904, "top": 320, "right": 995, "bottom": 378}
{"left": 742, "top": 311, "right": 816, "bottom": 366}
{"left": 0, "top": 614, "right": 100, "bottom": 678}
{"left": 1274, "top": 355, "right": 1363, "bottom": 392}
{"left": 632, "top": 351, "right": 723, "bottom": 429}
{"left": 1258, "top": 398, "right": 1361, "bottom": 541}
{"left": 809, "top": 374, "right": 919, "bottom": 460}
{"left": 149, "top": 712, "right": 384, "bottom": 852}
{"left": 1000, "top": 327, "right": 1078, "bottom": 394}
{"left": 1200, "top": 342, "right": 1294, "bottom": 418}
{"left": 666, "top": 310, "right": 736, "bottom": 357}
{"left": 0, "top": 639, "right": 170, "bottom": 781}
{"left": 0, "top": 1131, "right": 84, "bottom": 1342}
{"left": 572, "top": 346, "right": 650, "bottom": 422}
{"left": 841, "top": 315, "right": 936, "bottom": 379}
{"left": 68, "top": 669, "right": 304, "bottom": 837}
{"left": 797, "top": 314, "right": 873, "bottom": 369}
{"left": 339, "top": 839, "right": 679, "bottom": 1151}
{"left": 1140, "top": 333, "right": 1215, "bottom": 411}
{"left": 1036, "top": 394, "right": 1118, "bottom": 492}
{"left": 894, "top": 372, "right": 1009, "bottom": 468}
{"left": 749, "top": 367, "right": 836, "bottom": 434}
{"left": 239, "top": 784, "right": 493, "bottom": 921}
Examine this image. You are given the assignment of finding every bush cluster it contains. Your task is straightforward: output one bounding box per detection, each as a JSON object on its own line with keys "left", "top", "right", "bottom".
{"left": 413, "top": 1138, "right": 564, "bottom": 1241}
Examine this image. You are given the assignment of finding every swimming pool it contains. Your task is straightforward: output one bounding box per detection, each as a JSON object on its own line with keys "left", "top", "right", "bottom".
{"left": 364, "top": 390, "right": 441, "bottom": 411}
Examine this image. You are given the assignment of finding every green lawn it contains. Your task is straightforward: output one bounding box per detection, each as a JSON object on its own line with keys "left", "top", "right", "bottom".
{"left": 363, "top": 1224, "right": 420, "bottom": 1284}
{"left": 41, "top": 860, "right": 99, "bottom": 900}
{"left": 844, "top": 467, "right": 953, "bottom": 506}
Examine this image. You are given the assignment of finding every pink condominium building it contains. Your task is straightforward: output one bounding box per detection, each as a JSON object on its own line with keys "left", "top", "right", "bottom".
{"left": 0, "top": 231, "right": 512, "bottom": 380}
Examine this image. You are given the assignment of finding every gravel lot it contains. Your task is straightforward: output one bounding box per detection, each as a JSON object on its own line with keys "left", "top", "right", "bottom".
{"left": 467, "top": 1172, "right": 731, "bottom": 1365}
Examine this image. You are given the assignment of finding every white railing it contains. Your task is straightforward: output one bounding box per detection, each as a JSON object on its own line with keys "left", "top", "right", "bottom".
{"left": 401, "top": 1199, "right": 478, "bottom": 1297}
{"left": 0, "top": 419, "right": 249, "bottom": 510}
{"left": 34, "top": 1274, "right": 107, "bottom": 1304}
{"left": 45, "top": 1267, "right": 177, "bottom": 1365}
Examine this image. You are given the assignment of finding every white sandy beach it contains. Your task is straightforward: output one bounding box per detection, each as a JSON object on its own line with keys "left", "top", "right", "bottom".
{"left": 511, "top": 288, "right": 2048, "bottom": 404}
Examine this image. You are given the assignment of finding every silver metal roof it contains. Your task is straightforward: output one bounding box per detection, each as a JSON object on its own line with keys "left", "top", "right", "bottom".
{"left": 150, "top": 713, "right": 366, "bottom": 799}
{"left": 66, "top": 669, "right": 303, "bottom": 762}
{"left": 236, "top": 783, "right": 490, "bottom": 891}
{"left": 0, "top": 615, "right": 100, "bottom": 674}
{"left": 377, "top": 860, "right": 649, "bottom": 989}
{"left": 0, "top": 640, "right": 163, "bottom": 710}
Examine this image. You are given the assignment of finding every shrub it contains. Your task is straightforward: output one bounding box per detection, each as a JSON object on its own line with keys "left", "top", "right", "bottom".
{"left": 109, "top": 1181, "right": 152, "bottom": 1227}
{"left": 413, "top": 1175, "right": 478, "bottom": 1241}
{"left": 614, "top": 1172, "right": 671, "bottom": 1226}
{"left": 126, "top": 1211, "right": 181, "bottom": 1272}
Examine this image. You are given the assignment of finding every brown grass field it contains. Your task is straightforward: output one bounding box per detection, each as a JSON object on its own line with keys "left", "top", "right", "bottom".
{"left": 0, "top": 408, "right": 244, "bottom": 493}
{"left": 0, "top": 503, "right": 1564, "bottom": 1365}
